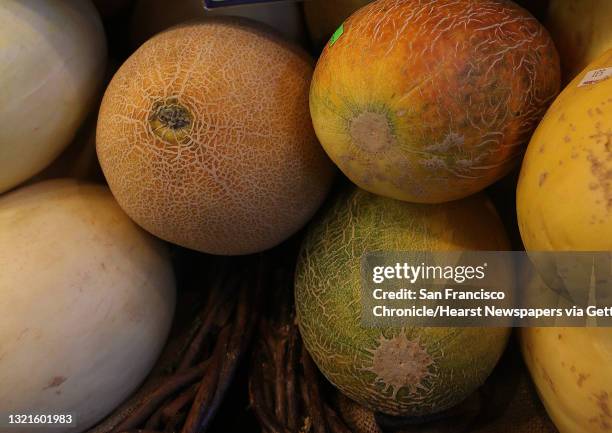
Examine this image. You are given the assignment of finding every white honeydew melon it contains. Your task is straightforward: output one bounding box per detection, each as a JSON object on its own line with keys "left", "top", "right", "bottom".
{"left": 131, "top": 0, "right": 306, "bottom": 46}
{"left": 0, "top": 0, "right": 107, "bottom": 194}
{"left": 0, "top": 179, "right": 176, "bottom": 433}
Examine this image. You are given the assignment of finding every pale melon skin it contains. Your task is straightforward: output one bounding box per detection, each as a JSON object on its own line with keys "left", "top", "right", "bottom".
{"left": 295, "top": 187, "right": 511, "bottom": 417}
{"left": 97, "top": 20, "right": 335, "bottom": 256}
{"left": 0, "top": 179, "right": 175, "bottom": 433}
{"left": 0, "top": 0, "right": 107, "bottom": 193}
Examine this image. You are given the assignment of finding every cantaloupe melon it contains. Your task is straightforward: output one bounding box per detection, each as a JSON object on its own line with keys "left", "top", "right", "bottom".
{"left": 295, "top": 187, "right": 511, "bottom": 417}
{"left": 97, "top": 19, "right": 334, "bottom": 255}
{"left": 310, "top": 0, "right": 560, "bottom": 204}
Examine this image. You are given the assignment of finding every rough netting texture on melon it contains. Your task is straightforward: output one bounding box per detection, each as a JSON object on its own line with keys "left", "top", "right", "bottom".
{"left": 309, "top": 0, "right": 560, "bottom": 203}
{"left": 97, "top": 19, "right": 334, "bottom": 255}
{"left": 295, "top": 188, "right": 510, "bottom": 416}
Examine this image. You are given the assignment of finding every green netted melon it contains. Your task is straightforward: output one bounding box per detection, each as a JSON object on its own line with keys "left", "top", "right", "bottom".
{"left": 295, "top": 187, "right": 511, "bottom": 417}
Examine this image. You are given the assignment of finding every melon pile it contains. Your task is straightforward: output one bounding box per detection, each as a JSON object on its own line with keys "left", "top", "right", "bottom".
{"left": 296, "top": 0, "right": 558, "bottom": 422}
{"left": 0, "top": 0, "right": 609, "bottom": 432}
{"left": 0, "top": 2, "right": 335, "bottom": 430}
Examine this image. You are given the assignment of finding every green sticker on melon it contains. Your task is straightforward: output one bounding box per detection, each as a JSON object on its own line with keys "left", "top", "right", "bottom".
{"left": 329, "top": 23, "right": 344, "bottom": 47}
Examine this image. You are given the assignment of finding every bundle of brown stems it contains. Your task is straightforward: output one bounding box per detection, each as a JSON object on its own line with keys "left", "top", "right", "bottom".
{"left": 248, "top": 263, "right": 353, "bottom": 433}
{"left": 87, "top": 254, "right": 264, "bottom": 433}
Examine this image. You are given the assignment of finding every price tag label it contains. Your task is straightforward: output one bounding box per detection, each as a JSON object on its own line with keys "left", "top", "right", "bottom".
{"left": 578, "top": 67, "right": 612, "bottom": 87}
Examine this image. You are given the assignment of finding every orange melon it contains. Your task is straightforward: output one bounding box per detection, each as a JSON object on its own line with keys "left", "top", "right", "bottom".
{"left": 96, "top": 19, "right": 334, "bottom": 255}
{"left": 310, "top": 0, "right": 560, "bottom": 204}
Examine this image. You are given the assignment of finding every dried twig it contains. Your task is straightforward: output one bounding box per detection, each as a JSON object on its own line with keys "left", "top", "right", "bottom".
{"left": 301, "top": 349, "right": 327, "bottom": 433}
{"left": 181, "top": 325, "right": 229, "bottom": 433}
{"left": 248, "top": 259, "right": 353, "bottom": 433}
{"left": 285, "top": 327, "right": 299, "bottom": 430}
{"left": 112, "top": 363, "right": 208, "bottom": 432}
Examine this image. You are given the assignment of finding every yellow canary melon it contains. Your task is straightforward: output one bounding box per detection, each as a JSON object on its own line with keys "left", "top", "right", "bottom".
{"left": 520, "top": 328, "right": 612, "bottom": 433}
{"left": 0, "top": 0, "right": 107, "bottom": 194}
{"left": 295, "top": 187, "right": 511, "bottom": 417}
{"left": 303, "top": 0, "right": 372, "bottom": 49}
{"left": 131, "top": 0, "right": 306, "bottom": 47}
{"left": 310, "top": 0, "right": 560, "bottom": 204}
{"left": 546, "top": 0, "right": 612, "bottom": 84}
{"left": 517, "top": 50, "right": 612, "bottom": 433}
{"left": 0, "top": 179, "right": 175, "bottom": 433}
{"left": 517, "top": 49, "right": 612, "bottom": 251}
{"left": 97, "top": 20, "right": 334, "bottom": 255}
